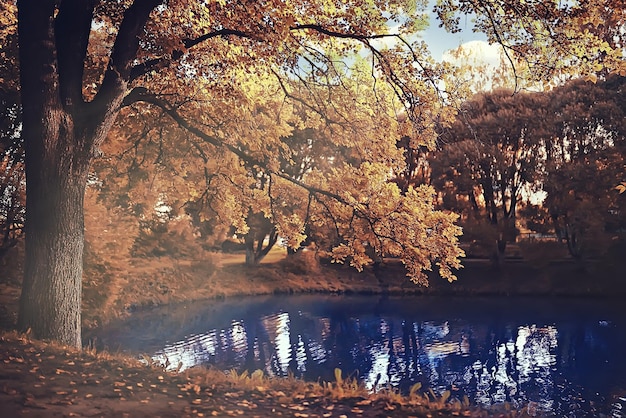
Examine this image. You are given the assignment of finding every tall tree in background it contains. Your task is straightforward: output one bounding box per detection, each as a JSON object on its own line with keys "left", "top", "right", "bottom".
{"left": 542, "top": 75, "right": 626, "bottom": 259}
{"left": 430, "top": 75, "right": 626, "bottom": 261}
{"left": 435, "top": 90, "right": 547, "bottom": 262}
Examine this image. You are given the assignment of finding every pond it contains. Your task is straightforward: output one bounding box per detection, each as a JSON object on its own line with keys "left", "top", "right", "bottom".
{"left": 87, "top": 294, "right": 626, "bottom": 416}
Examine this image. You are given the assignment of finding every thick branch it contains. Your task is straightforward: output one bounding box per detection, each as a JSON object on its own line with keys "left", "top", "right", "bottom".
{"left": 130, "top": 50, "right": 185, "bottom": 82}
{"left": 55, "top": 0, "right": 96, "bottom": 109}
{"left": 17, "top": 0, "right": 58, "bottom": 111}
{"left": 130, "top": 28, "right": 256, "bottom": 82}
{"left": 95, "top": 0, "right": 162, "bottom": 107}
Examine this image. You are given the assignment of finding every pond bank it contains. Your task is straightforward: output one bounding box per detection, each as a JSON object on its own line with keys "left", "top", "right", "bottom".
{"left": 1, "top": 248, "right": 624, "bottom": 417}
{"left": 190, "top": 253, "right": 626, "bottom": 301}
{"left": 1, "top": 330, "right": 487, "bottom": 418}
{"left": 2, "top": 243, "right": 624, "bottom": 332}
{"left": 99, "top": 254, "right": 625, "bottom": 325}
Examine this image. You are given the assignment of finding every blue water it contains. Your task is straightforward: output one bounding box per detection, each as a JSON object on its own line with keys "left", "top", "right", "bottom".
{"left": 88, "top": 295, "right": 626, "bottom": 416}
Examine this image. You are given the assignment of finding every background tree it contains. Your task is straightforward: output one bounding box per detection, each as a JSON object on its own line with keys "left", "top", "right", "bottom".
{"left": 392, "top": 136, "right": 432, "bottom": 193}
{"left": 238, "top": 124, "right": 348, "bottom": 264}
{"left": 541, "top": 75, "right": 626, "bottom": 259}
{"left": 434, "top": 89, "right": 547, "bottom": 262}
{"left": 0, "top": 1, "right": 23, "bottom": 257}
{"left": 0, "top": 135, "right": 24, "bottom": 258}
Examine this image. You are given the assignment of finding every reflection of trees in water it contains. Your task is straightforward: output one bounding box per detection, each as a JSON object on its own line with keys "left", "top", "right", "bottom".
{"left": 320, "top": 314, "right": 374, "bottom": 382}
{"left": 145, "top": 303, "right": 623, "bottom": 416}
{"left": 292, "top": 315, "right": 560, "bottom": 414}
{"left": 463, "top": 326, "right": 557, "bottom": 413}
{"left": 194, "top": 313, "right": 556, "bottom": 407}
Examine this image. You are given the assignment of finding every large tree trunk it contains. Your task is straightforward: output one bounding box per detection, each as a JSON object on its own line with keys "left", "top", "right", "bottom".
{"left": 16, "top": 0, "right": 156, "bottom": 348}
{"left": 16, "top": 1, "right": 94, "bottom": 348}
{"left": 18, "top": 160, "right": 88, "bottom": 348}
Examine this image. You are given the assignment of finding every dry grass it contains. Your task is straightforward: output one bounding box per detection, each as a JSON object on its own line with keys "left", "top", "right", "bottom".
{"left": 2, "top": 329, "right": 527, "bottom": 417}
{"left": 218, "top": 245, "right": 287, "bottom": 266}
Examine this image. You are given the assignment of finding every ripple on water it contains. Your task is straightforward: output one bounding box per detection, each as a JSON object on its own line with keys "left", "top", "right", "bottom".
{"left": 94, "top": 295, "right": 626, "bottom": 416}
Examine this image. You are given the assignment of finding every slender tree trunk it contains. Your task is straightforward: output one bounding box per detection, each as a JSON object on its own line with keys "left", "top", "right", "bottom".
{"left": 244, "top": 228, "right": 279, "bottom": 265}
{"left": 245, "top": 235, "right": 257, "bottom": 265}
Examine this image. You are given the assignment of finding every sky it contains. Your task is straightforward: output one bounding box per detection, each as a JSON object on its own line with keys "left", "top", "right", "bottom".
{"left": 419, "top": 5, "right": 503, "bottom": 67}
{"left": 421, "top": 11, "right": 486, "bottom": 60}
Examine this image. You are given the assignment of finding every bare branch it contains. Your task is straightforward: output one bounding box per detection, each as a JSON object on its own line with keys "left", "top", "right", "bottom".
{"left": 270, "top": 69, "right": 341, "bottom": 127}
{"left": 475, "top": 0, "right": 520, "bottom": 92}
{"left": 182, "top": 28, "right": 258, "bottom": 49}
{"left": 291, "top": 24, "right": 400, "bottom": 41}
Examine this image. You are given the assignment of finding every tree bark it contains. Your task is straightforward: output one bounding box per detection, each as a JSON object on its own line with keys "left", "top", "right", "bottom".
{"left": 15, "top": 0, "right": 87, "bottom": 348}
{"left": 16, "top": 0, "right": 100, "bottom": 348}
{"left": 16, "top": 0, "right": 158, "bottom": 348}
{"left": 18, "top": 162, "right": 88, "bottom": 348}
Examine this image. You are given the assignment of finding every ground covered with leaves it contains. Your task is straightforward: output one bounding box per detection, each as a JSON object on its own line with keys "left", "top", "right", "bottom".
{"left": 1, "top": 330, "right": 512, "bottom": 418}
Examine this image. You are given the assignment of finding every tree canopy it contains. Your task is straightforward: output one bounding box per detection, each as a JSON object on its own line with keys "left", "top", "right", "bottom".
{"left": 436, "top": 0, "right": 626, "bottom": 87}
{"left": 11, "top": 0, "right": 462, "bottom": 347}
{"left": 409, "top": 75, "right": 625, "bottom": 261}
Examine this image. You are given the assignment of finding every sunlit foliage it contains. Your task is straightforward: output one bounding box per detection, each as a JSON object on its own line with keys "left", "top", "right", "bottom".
{"left": 435, "top": 0, "right": 626, "bottom": 88}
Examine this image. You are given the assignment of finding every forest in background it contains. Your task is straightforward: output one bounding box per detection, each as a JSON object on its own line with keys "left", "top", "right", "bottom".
{"left": 3, "top": 51, "right": 625, "bottom": 281}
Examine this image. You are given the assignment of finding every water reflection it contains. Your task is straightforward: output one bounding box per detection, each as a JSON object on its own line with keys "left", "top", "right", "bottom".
{"left": 90, "top": 295, "right": 626, "bottom": 416}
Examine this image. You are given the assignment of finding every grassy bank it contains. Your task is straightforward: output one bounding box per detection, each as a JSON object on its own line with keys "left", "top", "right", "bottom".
{"left": 0, "top": 237, "right": 626, "bottom": 328}
{"left": 3, "top": 239, "right": 624, "bottom": 331}
{"left": 79, "top": 246, "right": 626, "bottom": 328}
{"left": 4, "top": 329, "right": 527, "bottom": 418}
